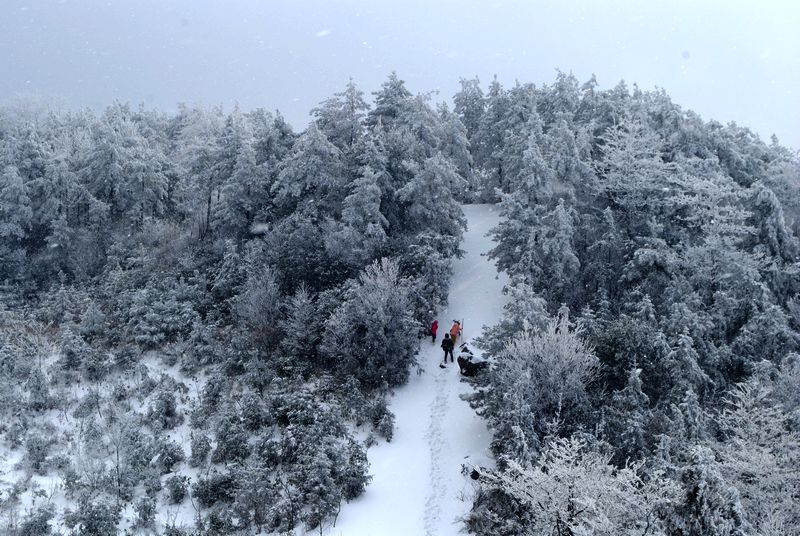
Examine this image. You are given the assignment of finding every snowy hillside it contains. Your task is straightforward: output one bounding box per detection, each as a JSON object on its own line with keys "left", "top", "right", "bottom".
{"left": 326, "top": 204, "right": 508, "bottom": 536}
{"left": 0, "top": 204, "right": 506, "bottom": 536}
{"left": 2, "top": 69, "right": 799, "bottom": 535}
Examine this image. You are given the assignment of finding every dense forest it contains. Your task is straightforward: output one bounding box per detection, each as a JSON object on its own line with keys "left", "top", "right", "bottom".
{"left": 0, "top": 74, "right": 468, "bottom": 534}
{"left": 455, "top": 74, "right": 800, "bottom": 535}
{"left": 0, "top": 71, "right": 799, "bottom": 535}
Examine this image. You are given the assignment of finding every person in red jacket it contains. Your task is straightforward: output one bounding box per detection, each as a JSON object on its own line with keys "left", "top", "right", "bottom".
{"left": 430, "top": 319, "right": 438, "bottom": 343}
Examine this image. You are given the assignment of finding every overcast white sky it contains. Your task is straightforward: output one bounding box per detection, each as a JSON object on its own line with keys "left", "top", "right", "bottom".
{"left": 1, "top": 0, "right": 798, "bottom": 149}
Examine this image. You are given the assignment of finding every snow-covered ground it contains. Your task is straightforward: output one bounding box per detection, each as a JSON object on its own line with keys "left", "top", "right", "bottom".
{"left": 324, "top": 204, "right": 509, "bottom": 536}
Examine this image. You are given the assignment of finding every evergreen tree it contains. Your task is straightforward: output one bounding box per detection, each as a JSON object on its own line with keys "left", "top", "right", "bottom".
{"left": 264, "top": 202, "right": 347, "bottom": 292}
{"left": 477, "top": 316, "right": 598, "bottom": 460}
{"left": 14, "top": 128, "right": 48, "bottom": 182}
{"left": 472, "top": 76, "right": 510, "bottom": 192}
{"left": 453, "top": 76, "right": 484, "bottom": 142}
{"left": 663, "top": 446, "right": 751, "bottom": 536}
{"left": 214, "top": 125, "right": 268, "bottom": 239}
{"left": 0, "top": 165, "right": 32, "bottom": 279}
{"left": 174, "top": 104, "right": 225, "bottom": 239}
{"left": 495, "top": 83, "right": 539, "bottom": 192}
{"left": 321, "top": 258, "right": 419, "bottom": 389}
{"left": 210, "top": 239, "right": 246, "bottom": 301}
{"left": 324, "top": 166, "right": 389, "bottom": 271}
{"left": 236, "top": 262, "right": 282, "bottom": 351}
{"left": 605, "top": 366, "right": 652, "bottom": 465}
{"left": 538, "top": 70, "right": 582, "bottom": 123}
{"left": 395, "top": 154, "right": 467, "bottom": 239}
{"left": 60, "top": 326, "right": 86, "bottom": 371}
{"left": 749, "top": 182, "right": 799, "bottom": 263}
{"left": 593, "top": 115, "right": 676, "bottom": 233}
{"left": 366, "top": 71, "right": 413, "bottom": 128}
{"left": 475, "top": 282, "right": 549, "bottom": 356}
{"left": 271, "top": 122, "right": 345, "bottom": 217}
{"left": 665, "top": 333, "right": 713, "bottom": 399}
{"left": 80, "top": 103, "right": 167, "bottom": 226}
{"left": 311, "top": 78, "right": 370, "bottom": 152}
{"left": 277, "top": 284, "right": 319, "bottom": 374}
{"left": 250, "top": 108, "right": 296, "bottom": 166}
{"left": 437, "top": 103, "right": 476, "bottom": 198}
{"left": 523, "top": 199, "right": 581, "bottom": 306}
{"left": 716, "top": 379, "right": 800, "bottom": 535}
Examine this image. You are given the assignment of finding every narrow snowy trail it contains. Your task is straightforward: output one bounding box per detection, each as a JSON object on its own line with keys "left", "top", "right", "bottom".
{"left": 324, "top": 204, "right": 510, "bottom": 536}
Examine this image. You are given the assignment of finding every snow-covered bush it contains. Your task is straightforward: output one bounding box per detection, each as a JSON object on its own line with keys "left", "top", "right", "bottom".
{"left": 368, "top": 397, "right": 395, "bottom": 441}
{"left": 339, "top": 439, "right": 371, "bottom": 500}
{"left": 192, "top": 472, "right": 238, "bottom": 508}
{"left": 155, "top": 439, "right": 185, "bottom": 474}
{"left": 127, "top": 285, "right": 198, "bottom": 350}
{"left": 163, "top": 525, "right": 190, "bottom": 536}
{"left": 63, "top": 500, "right": 119, "bottom": 536}
{"left": 469, "top": 436, "right": 678, "bottom": 536}
{"left": 238, "top": 391, "right": 269, "bottom": 431}
{"left": 133, "top": 497, "right": 155, "bottom": 528}
{"left": 210, "top": 415, "right": 250, "bottom": 464}
{"left": 147, "top": 389, "right": 183, "bottom": 430}
{"left": 165, "top": 475, "right": 188, "bottom": 504}
{"left": 142, "top": 467, "right": 163, "bottom": 497}
{"left": 24, "top": 433, "right": 52, "bottom": 474}
{"left": 17, "top": 506, "right": 54, "bottom": 536}
{"left": 189, "top": 433, "right": 212, "bottom": 468}
{"left": 79, "top": 300, "right": 106, "bottom": 343}
{"left": 473, "top": 316, "right": 598, "bottom": 462}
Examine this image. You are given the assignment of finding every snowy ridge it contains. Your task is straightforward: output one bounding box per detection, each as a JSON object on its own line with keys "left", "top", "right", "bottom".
{"left": 324, "top": 204, "right": 509, "bottom": 536}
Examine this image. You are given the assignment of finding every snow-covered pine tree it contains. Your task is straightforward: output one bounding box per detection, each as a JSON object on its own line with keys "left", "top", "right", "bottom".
{"left": 662, "top": 446, "right": 752, "bottom": 536}
{"left": 471, "top": 76, "right": 510, "bottom": 193}
{"left": 271, "top": 122, "right": 345, "bottom": 218}
{"left": 215, "top": 130, "right": 268, "bottom": 239}
{"left": 324, "top": 166, "right": 389, "bottom": 272}
{"left": 395, "top": 154, "right": 466, "bottom": 240}
{"left": 311, "top": 78, "right": 370, "bottom": 153}
{"left": 236, "top": 261, "right": 282, "bottom": 351}
{"left": 715, "top": 378, "right": 800, "bottom": 535}
{"left": 173, "top": 104, "right": 225, "bottom": 239}
{"left": 0, "top": 165, "right": 32, "bottom": 280}
{"left": 478, "top": 316, "right": 598, "bottom": 460}
{"left": 366, "top": 71, "right": 413, "bottom": 129}
{"left": 321, "top": 258, "right": 419, "bottom": 389}
{"left": 453, "top": 76, "right": 485, "bottom": 143}
{"left": 437, "top": 103, "right": 476, "bottom": 198}
{"left": 277, "top": 284, "right": 319, "bottom": 374}
{"left": 604, "top": 366, "right": 653, "bottom": 465}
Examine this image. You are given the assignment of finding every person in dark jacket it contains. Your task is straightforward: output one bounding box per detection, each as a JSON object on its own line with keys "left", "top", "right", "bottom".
{"left": 430, "top": 319, "right": 438, "bottom": 343}
{"left": 440, "top": 333, "right": 454, "bottom": 366}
